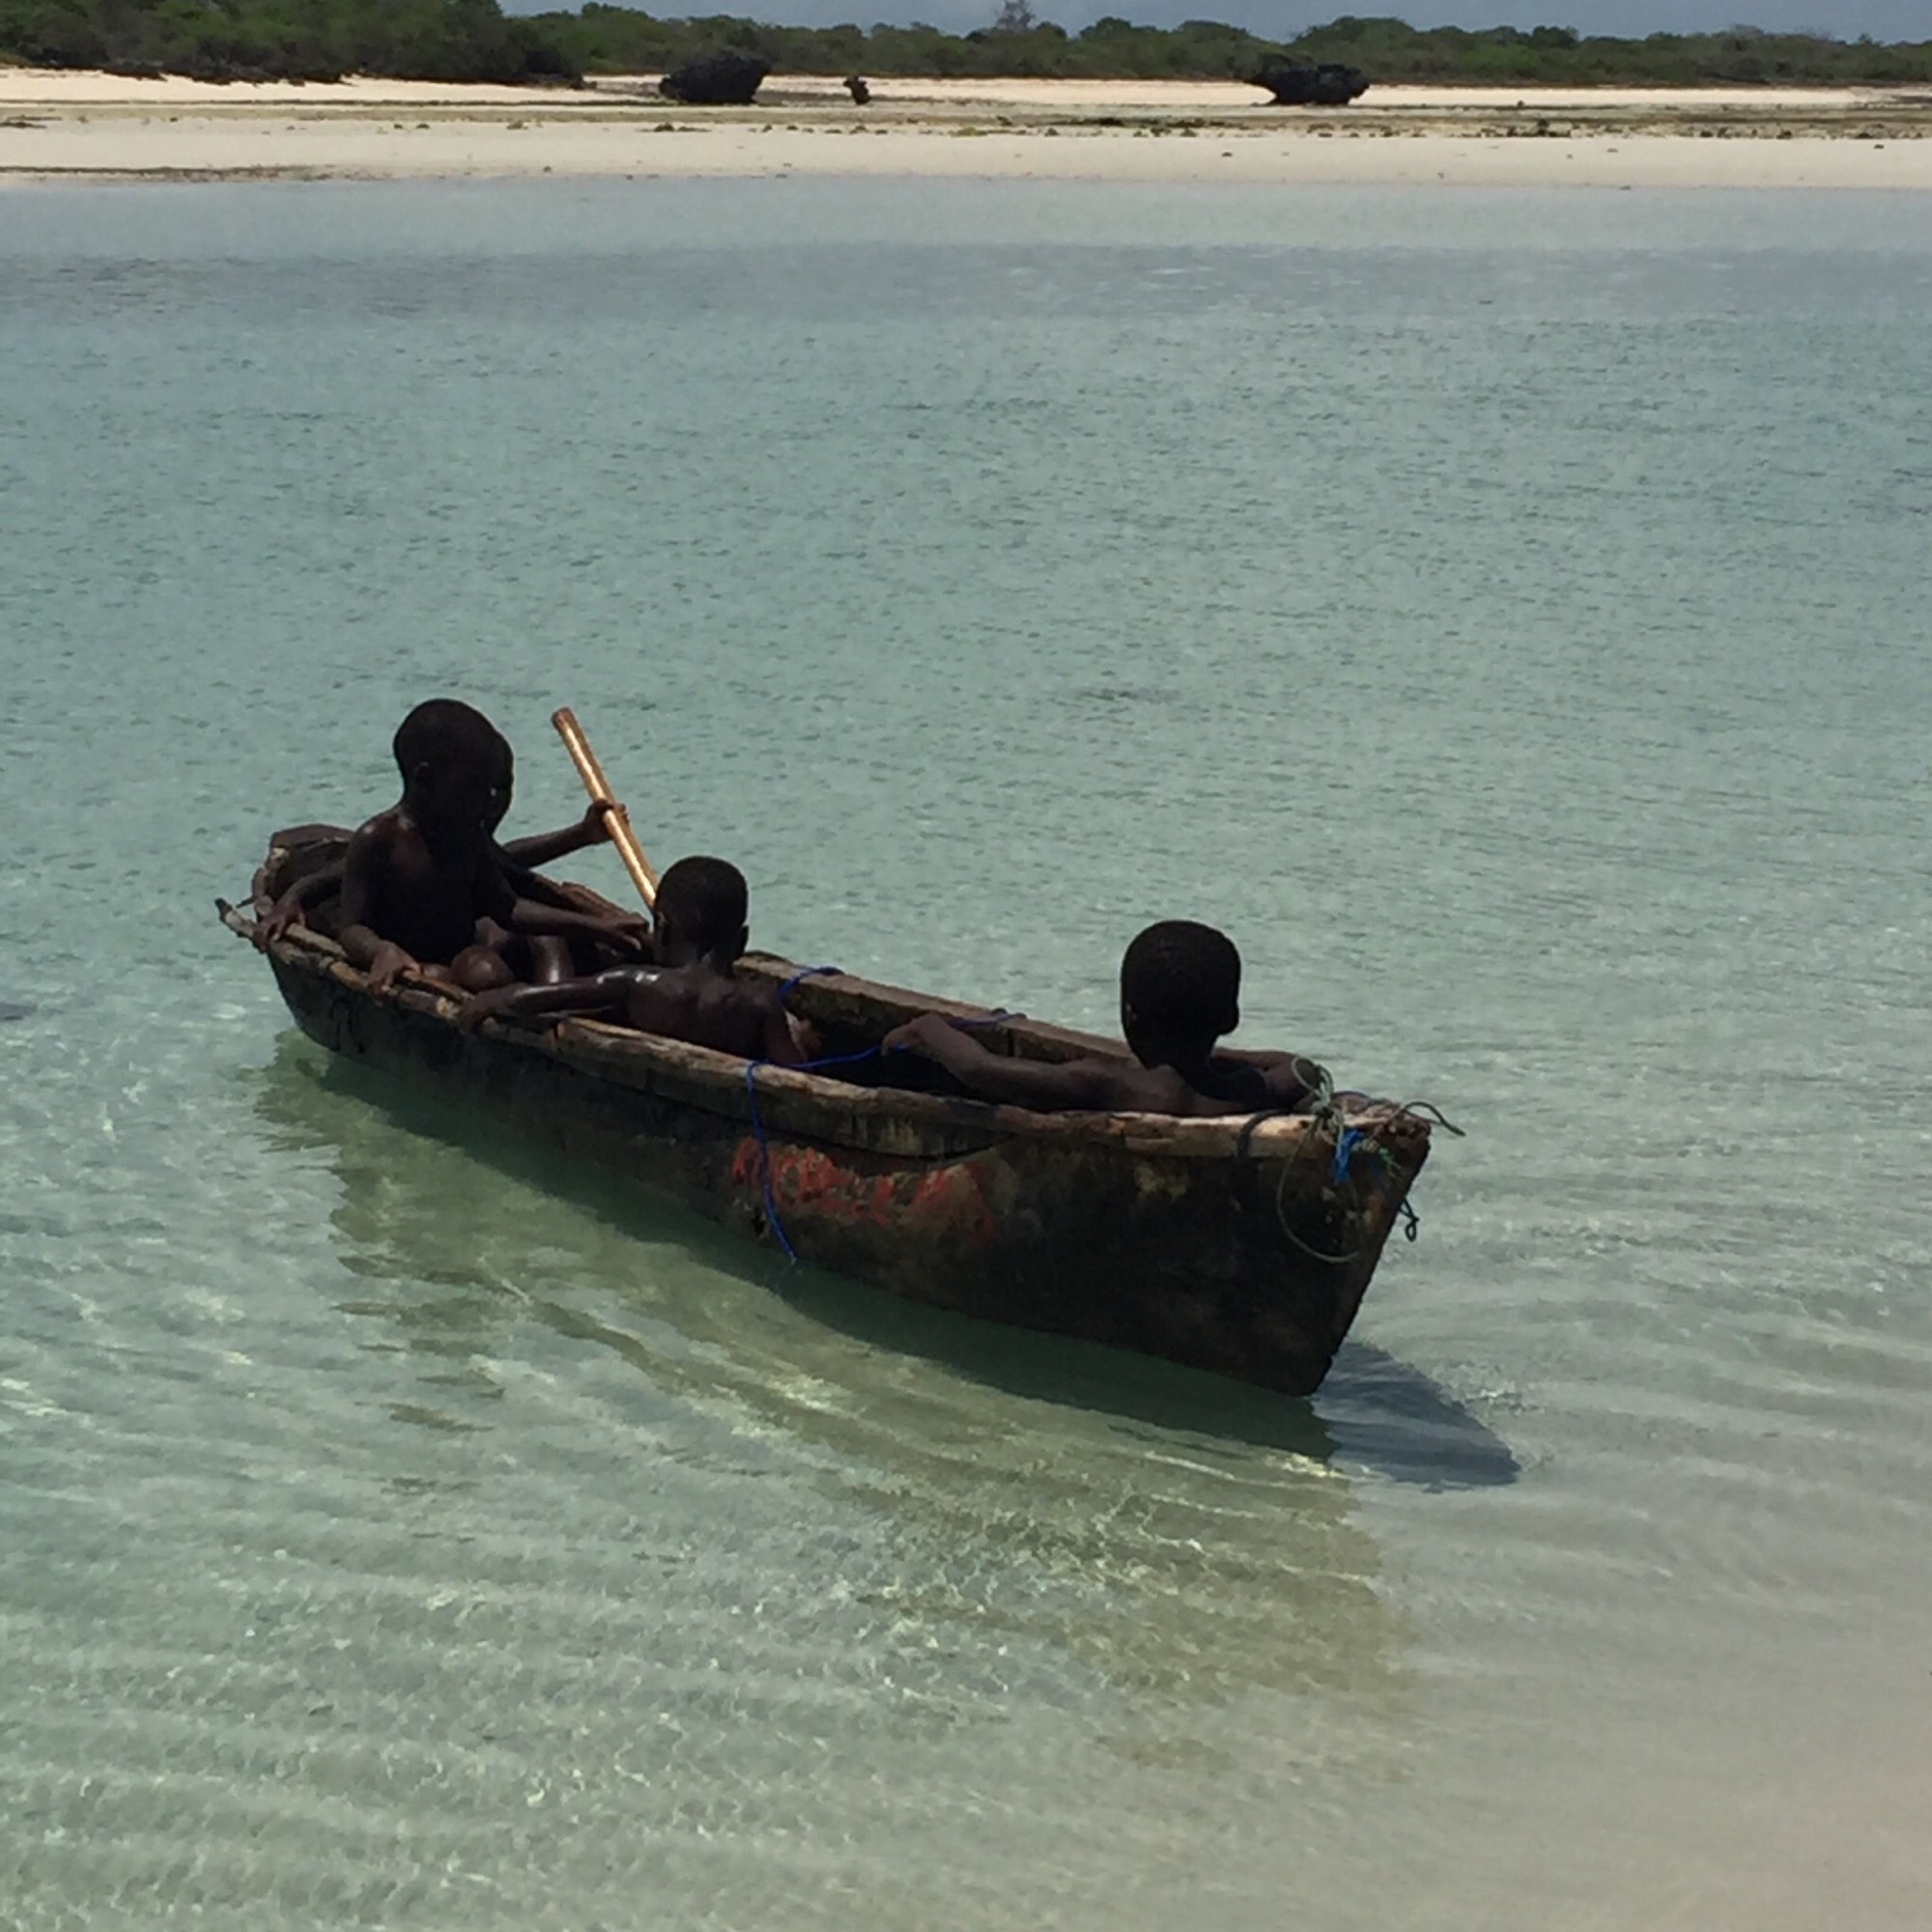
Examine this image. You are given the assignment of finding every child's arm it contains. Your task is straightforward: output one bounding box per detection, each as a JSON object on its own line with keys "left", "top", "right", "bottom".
{"left": 882, "top": 1014, "right": 1122, "bottom": 1111}
{"left": 498, "top": 803, "right": 612, "bottom": 870}
{"left": 255, "top": 860, "right": 344, "bottom": 949}
{"left": 475, "top": 850, "right": 651, "bottom": 958}
{"left": 457, "top": 969, "right": 639, "bottom": 1035}
{"left": 1216, "top": 1047, "right": 1399, "bottom": 1117}
{"left": 496, "top": 858, "right": 579, "bottom": 912}
{"left": 758, "top": 990, "right": 807, "bottom": 1067}
{"left": 1210, "top": 1048, "right": 1329, "bottom": 1108}
{"left": 503, "top": 892, "right": 653, "bottom": 959}
{"left": 497, "top": 857, "right": 632, "bottom": 926}
{"left": 337, "top": 828, "right": 418, "bottom": 995}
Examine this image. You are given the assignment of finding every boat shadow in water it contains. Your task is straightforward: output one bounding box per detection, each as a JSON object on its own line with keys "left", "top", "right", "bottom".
{"left": 254, "top": 1037, "right": 1436, "bottom": 1725}
{"left": 242, "top": 1039, "right": 1524, "bottom": 1737}
{"left": 1319, "top": 1341, "right": 1521, "bottom": 1491}
{"left": 764, "top": 1255, "right": 1519, "bottom": 1491}
{"left": 250, "top": 1036, "right": 1516, "bottom": 1491}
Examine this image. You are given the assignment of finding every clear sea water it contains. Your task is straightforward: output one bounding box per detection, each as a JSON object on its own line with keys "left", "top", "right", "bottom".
{"left": 2, "top": 179, "right": 1929, "bottom": 1929}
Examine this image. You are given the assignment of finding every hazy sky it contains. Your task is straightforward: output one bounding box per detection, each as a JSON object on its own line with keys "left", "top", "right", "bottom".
{"left": 505, "top": 1, "right": 1932, "bottom": 39}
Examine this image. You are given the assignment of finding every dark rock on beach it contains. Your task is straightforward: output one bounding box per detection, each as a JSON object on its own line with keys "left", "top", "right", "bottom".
{"left": 659, "top": 53, "right": 771, "bottom": 106}
{"left": 1251, "top": 60, "right": 1370, "bottom": 106}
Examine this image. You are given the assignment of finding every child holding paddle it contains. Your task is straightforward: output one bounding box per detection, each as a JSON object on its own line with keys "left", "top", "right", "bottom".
{"left": 331, "top": 699, "right": 649, "bottom": 996}
{"left": 253, "top": 805, "right": 614, "bottom": 950}
{"left": 255, "top": 710, "right": 626, "bottom": 955}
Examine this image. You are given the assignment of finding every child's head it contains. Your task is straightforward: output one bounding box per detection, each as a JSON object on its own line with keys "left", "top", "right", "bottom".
{"left": 654, "top": 856, "right": 750, "bottom": 967}
{"left": 393, "top": 700, "right": 512, "bottom": 836}
{"left": 1119, "top": 920, "right": 1242, "bottom": 1065}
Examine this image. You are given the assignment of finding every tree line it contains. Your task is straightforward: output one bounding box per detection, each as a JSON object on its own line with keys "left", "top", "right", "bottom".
{"left": 534, "top": 12, "right": 1932, "bottom": 86}
{"left": 3, "top": 3, "right": 1930, "bottom": 90}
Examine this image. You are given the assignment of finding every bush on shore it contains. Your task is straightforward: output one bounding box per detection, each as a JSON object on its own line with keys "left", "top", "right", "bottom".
{"left": 0, "top": 0, "right": 583, "bottom": 86}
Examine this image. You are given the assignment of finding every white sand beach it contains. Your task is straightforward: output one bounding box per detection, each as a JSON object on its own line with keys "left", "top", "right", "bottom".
{"left": 4, "top": 67, "right": 1930, "bottom": 187}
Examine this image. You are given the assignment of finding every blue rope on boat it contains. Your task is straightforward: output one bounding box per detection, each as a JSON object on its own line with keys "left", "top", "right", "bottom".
{"left": 1329, "top": 1125, "right": 1364, "bottom": 1184}
{"left": 741, "top": 1059, "right": 799, "bottom": 1264}
{"left": 740, "top": 1005, "right": 1023, "bottom": 1264}
{"left": 1365, "top": 1142, "right": 1423, "bottom": 1243}
{"left": 742, "top": 1043, "right": 885, "bottom": 1265}
{"left": 777, "top": 964, "right": 840, "bottom": 1000}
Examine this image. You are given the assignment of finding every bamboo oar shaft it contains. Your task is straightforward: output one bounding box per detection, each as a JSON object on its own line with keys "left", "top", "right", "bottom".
{"left": 552, "top": 707, "right": 659, "bottom": 909}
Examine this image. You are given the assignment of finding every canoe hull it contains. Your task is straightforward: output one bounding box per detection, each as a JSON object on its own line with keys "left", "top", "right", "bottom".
{"left": 258, "top": 931, "right": 1425, "bottom": 1397}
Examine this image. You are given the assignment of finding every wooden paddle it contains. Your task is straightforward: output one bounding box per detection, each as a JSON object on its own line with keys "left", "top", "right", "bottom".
{"left": 552, "top": 707, "right": 659, "bottom": 910}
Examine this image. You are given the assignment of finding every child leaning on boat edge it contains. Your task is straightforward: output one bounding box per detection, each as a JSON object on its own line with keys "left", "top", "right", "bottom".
{"left": 883, "top": 919, "right": 1339, "bottom": 1119}
{"left": 334, "top": 699, "right": 649, "bottom": 996}
{"left": 457, "top": 855, "right": 804, "bottom": 1065}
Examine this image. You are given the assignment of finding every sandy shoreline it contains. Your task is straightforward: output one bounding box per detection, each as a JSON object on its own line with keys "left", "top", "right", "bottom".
{"left": 4, "top": 68, "right": 1930, "bottom": 187}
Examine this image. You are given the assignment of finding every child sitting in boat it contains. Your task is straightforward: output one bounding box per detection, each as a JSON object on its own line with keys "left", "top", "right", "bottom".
{"left": 254, "top": 801, "right": 614, "bottom": 951}
{"left": 334, "top": 699, "right": 649, "bottom": 996}
{"left": 457, "top": 855, "right": 804, "bottom": 1065}
{"left": 255, "top": 696, "right": 625, "bottom": 953}
{"left": 884, "top": 920, "right": 1325, "bottom": 1117}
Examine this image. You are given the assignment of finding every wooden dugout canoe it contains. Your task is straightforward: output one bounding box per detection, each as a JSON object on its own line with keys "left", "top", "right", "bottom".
{"left": 221, "top": 849, "right": 1431, "bottom": 1396}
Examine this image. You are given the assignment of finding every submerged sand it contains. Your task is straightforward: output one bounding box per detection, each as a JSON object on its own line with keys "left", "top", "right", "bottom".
{"left": 4, "top": 68, "right": 1930, "bottom": 187}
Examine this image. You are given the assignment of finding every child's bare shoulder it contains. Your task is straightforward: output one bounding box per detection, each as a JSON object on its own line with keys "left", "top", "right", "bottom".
{"left": 744, "top": 976, "right": 790, "bottom": 1013}
{"left": 347, "top": 804, "right": 410, "bottom": 850}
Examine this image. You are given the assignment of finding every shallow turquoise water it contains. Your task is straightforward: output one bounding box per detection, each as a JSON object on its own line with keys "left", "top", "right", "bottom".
{"left": 2, "top": 180, "right": 1929, "bottom": 1928}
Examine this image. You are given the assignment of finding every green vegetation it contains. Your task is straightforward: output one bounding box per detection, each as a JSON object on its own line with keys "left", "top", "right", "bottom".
{"left": 1278, "top": 17, "right": 1932, "bottom": 86}
{"left": 526, "top": 11, "right": 1932, "bottom": 86}
{"left": 0, "top": 0, "right": 582, "bottom": 83}
{"left": 2, "top": 3, "right": 1930, "bottom": 90}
